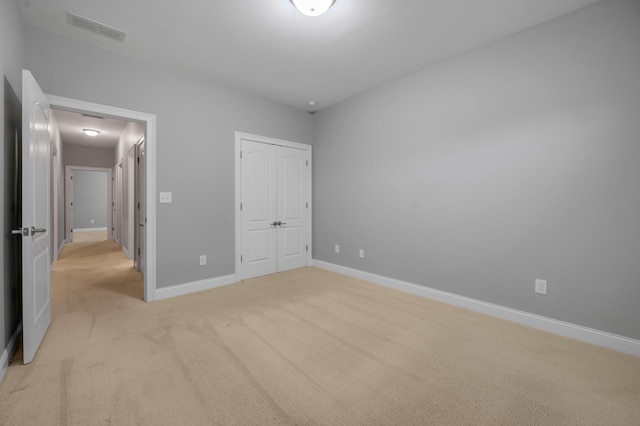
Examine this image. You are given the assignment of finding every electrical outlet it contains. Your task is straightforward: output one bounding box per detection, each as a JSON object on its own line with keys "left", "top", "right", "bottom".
{"left": 159, "top": 192, "right": 172, "bottom": 203}
{"left": 199, "top": 255, "right": 207, "bottom": 266}
{"left": 335, "top": 244, "right": 340, "bottom": 253}
{"left": 535, "top": 279, "right": 547, "bottom": 295}
{"left": 359, "top": 249, "right": 364, "bottom": 258}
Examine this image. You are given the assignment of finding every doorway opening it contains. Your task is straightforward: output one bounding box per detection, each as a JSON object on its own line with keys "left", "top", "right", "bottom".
{"left": 47, "top": 95, "right": 157, "bottom": 301}
{"left": 64, "top": 166, "right": 112, "bottom": 245}
{"left": 52, "top": 108, "right": 143, "bottom": 293}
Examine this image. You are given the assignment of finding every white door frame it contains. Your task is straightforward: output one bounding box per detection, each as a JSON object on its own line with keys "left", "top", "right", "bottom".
{"left": 49, "top": 95, "right": 157, "bottom": 301}
{"left": 65, "top": 166, "right": 112, "bottom": 241}
{"left": 234, "top": 131, "right": 312, "bottom": 279}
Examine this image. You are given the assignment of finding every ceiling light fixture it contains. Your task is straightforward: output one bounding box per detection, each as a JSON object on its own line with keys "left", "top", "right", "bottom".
{"left": 290, "top": 0, "right": 335, "bottom": 17}
{"left": 83, "top": 129, "right": 101, "bottom": 137}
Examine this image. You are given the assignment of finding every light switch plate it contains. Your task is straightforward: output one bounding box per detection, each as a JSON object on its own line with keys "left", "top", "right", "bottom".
{"left": 159, "top": 192, "right": 172, "bottom": 203}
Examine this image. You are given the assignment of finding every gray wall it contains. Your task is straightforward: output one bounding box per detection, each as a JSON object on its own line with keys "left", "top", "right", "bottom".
{"left": 1, "top": 0, "right": 25, "bottom": 366}
{"left": 63, "top": 143, "right": 115, "bottom": 169}
{"left": 313, "top": 0, "right": 640, "bottom": 340}
{"left": 72, "top": 170, "right": 108, "bottom": 230}
{"left": 25, "top": 26, "right": 314, "bottom": 288}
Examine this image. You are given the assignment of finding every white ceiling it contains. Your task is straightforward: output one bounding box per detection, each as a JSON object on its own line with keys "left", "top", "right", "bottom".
{"left": 52, "top": 109, "right": 129, "bottom": 149}
{"left": 18, "top": 0, "right": 599, "bottom": 111}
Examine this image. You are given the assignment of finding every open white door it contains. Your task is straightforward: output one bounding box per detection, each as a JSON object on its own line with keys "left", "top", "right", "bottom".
{"left": 21, "top": 70, "right": 51, "bottom": 364}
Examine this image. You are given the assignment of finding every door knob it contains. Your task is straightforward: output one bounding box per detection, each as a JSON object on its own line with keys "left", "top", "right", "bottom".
{"left": 12, "top": 228, "right": 28, "bottom": 236}
{"left": 276, "top": 221, "right": 287, "bottom": 227}
{"left": 271, "top": 221, "right": 279, "bottom": 227}
{"left": 31, "top": 227, "right": 46, "bottom": 235}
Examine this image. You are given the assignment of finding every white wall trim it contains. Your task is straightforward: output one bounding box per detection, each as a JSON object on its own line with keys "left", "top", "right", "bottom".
{"left": 0, "top": 323, "right": 22, "bottom": 383}
{"left": 155, "top": 274, "right": 238, "bottom": 300}
{"left": 57, "top": 239, "right": 65, "bottom": 258}
{"left": 312, "top": 260, "right": 640, "bottom": 357}
{"left": 74, "top": 227, "right": 108, "bottom": 232}
{"left": 48, "top": 95, "right": 157, "bottom": 301}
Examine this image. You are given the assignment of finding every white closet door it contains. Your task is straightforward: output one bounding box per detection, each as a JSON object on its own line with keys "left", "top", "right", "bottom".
{"left": 241, "top": 140, "right": 278, "bottom": 278}
{"left": 276, "top": 146, "right": 309, "bottom": 272}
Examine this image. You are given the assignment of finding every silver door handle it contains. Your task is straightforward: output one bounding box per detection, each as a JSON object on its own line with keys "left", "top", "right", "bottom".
{"left": 31, "top": 227, "right": 46, "bottom": 235}
{"left": 271, "top": 221, "right": 279, "bottom": 227}
{"left": 276, "top": 221, "right": 287, "bottom": 227}
{"left": 12, "top": 228, "right": 27, "bottom": 236}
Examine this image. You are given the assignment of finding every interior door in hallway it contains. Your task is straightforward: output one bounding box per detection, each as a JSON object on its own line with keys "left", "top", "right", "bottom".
{"left": 135, "top": 139, "right": 146, "bottom": 274}
{"left": 21, "top": 69, "right": 51, "bottom": 364}
{"left": 240, "top": 139, "right": 310, "bottom": 280}
{"left": 66, "top": 169, "right": 74, "bottom": 243}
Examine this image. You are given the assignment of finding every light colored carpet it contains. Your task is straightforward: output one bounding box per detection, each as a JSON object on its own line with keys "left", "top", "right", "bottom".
{"left": 1, "top": 239, "right": 639, "bottom": 425}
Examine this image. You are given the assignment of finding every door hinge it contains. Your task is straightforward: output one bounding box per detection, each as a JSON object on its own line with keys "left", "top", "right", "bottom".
{"left": 306, "top": 160, "right": 308, "bottom": 166}
{"left": 306, "top": 202, "right": 308, "bottom": 209}
{"left": 137, "top": 157, "right": 140, "bottom": 164}
{"left": 137, "top": 202, "right": 140, "bottom": 209}
{"left": 240, "top": 202, "right": 243, "bottom": 211}
{"left": 70, "top": 175, "right": 73, "bottom": 180}
{"left": 306, "top": 245, "right": 308, "bottom": 252}
{"left": 240, "top": 151, "right": 243, "bottom": 159}
{"left": 240, "top": 255, "right": 243, "bottom": 263}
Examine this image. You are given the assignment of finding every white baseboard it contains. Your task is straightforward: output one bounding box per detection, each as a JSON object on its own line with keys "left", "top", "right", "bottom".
{"left": 74, "top": 227, "right": 108, "bottom": 232}
{"left": 57, "top": 239, "right": 65, "bottom": 257}
{"left": 1, "top": 323, "right": 22, "bottom": 383}
{"left": 155, "top": 274, "right": 238, "bottom": 300}
{"left": 312, "top": 260, "right": 640, "bottom": 357}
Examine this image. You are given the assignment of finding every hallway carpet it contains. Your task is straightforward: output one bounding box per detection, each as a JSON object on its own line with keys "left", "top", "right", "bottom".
{"left": 1, "top": 238, "right": 639, "bottom": 425}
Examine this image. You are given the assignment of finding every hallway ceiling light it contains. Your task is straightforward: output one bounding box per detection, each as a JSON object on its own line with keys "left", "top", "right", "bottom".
{"left": 83, "top": 129, "right": 101, "bottom": 137}
{"left": 290, "top": 0, "right": 336, "bottom": 17}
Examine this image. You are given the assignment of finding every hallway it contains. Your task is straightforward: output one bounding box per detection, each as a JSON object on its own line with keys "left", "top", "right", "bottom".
{"left": 52, "top": 231, "right": 144, "bottom": 313}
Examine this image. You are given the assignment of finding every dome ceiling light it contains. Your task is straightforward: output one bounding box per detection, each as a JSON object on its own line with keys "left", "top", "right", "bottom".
{"left": 290, "top": 0, "right": 336, "bottom": 17}
{"left": 82, "top": 129, "right": 101, "bottom": 137}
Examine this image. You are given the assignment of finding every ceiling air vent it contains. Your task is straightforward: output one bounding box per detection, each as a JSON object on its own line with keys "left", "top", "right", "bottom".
{"left": 81, "top": 113, "right": 104, "bottom": 120}
{"left": 67, "top": 12, "right": 126, "bottom": 42}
